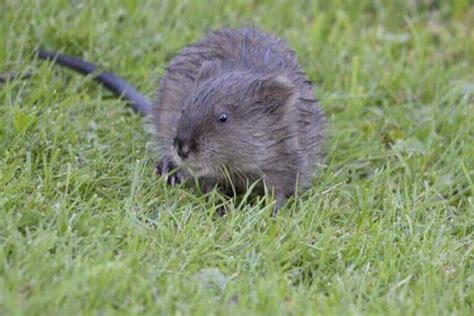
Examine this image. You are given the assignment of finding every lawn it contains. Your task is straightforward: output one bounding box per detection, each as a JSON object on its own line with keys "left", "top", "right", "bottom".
{"left": 1, "top": 0, "right": 473, "bottom": 314}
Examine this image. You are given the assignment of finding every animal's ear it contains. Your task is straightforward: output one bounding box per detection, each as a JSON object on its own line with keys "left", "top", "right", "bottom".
{"left": 255, "top": 75, "right": 295, "bottom": 114}
{"left": 196, "top": 60, "right": 221, "bottom": 82}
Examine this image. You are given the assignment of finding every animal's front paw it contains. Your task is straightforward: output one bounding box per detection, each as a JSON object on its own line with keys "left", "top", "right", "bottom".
{"left": 155, "top": 157, "right": 186, "bottom": 187}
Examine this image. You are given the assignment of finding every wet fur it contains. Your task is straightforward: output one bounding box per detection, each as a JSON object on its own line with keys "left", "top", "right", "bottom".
{"left": 151, "top": 28, "right": 326, "bottom": 215}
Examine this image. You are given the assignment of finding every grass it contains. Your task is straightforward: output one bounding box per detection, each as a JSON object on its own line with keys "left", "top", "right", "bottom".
{"left": 1, "top": 0, "right": 473, "bottom": 314}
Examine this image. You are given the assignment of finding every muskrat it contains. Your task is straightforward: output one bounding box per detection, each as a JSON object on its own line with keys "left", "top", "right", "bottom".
{"left": 152, "top": 28, "right": 325, "bottom": 215}
{"left": 17, "top": 28, "right": 325, "bottom": 216}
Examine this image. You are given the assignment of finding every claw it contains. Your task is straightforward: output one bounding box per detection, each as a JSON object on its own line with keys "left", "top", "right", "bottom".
{"left": 156, "top": 157, "right": 186, "bottom": 187}
{"left": 216, "top": 205, "right": 227, "bottom": 216}
{"left": 155, "top": 157, "right": 174, "bottom": 177}
{"left": 271, "top": 192, "right": 286, "bottom": 217}
{"left": 156, "top": 158, "right": 169, "bottom": 176}
{"left": 155, "top": 162, "right": 163, "bottom": 175}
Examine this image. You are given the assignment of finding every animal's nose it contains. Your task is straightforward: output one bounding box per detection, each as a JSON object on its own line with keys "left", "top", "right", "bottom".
{"left": 178, "top": 143, "right": 190, "bottom": 159}
{"left": 174, "top": 137, "right": 190, "bottom": 159}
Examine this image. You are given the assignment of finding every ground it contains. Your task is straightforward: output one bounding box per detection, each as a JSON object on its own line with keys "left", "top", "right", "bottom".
{"left": 1, "top": 0, "right": 473, "bottom": 315}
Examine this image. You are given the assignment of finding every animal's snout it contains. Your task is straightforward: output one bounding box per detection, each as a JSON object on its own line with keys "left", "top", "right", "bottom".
{"left": 178, "top": 142, "right": 190, "bottom": 159}
{"left": 174, "top": 137, "right": 193, "bottom": 159}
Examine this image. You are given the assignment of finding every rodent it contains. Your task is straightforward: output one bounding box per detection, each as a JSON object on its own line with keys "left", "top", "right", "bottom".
{"left": 152, "top": 28, "right": 325, "bottom": 216}
{"left": 8, "top": 27, "right": 325, "bottom": 216}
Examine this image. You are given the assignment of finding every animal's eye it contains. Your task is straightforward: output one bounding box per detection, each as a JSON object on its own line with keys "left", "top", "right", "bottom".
{"left": 217, "top": 113, "right": 228, "bottom": 123}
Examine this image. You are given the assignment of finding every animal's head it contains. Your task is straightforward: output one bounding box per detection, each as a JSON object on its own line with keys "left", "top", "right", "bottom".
{"left": 173, "top": 61, "right": 296, "bottom": 177}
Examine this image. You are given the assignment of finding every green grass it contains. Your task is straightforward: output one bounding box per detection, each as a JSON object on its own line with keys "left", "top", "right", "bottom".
{"left": 1, "top": 0, "right": 473, "bottom": 314}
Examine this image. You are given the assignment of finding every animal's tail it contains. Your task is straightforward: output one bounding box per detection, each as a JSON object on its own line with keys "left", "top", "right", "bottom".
{"left": 35, "top": 49, "right": 152, "bottom": 116}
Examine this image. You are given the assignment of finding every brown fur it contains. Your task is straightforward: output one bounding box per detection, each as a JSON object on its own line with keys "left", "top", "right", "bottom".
{"left": 151, "top": 28, "right": 325, "bottom": 215}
